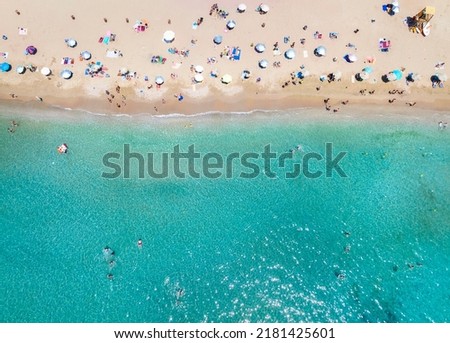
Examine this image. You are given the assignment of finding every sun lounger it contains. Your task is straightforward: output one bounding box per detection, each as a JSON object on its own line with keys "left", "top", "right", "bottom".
{"left": 303, "top": 50, "right": 308, "bottom": 58}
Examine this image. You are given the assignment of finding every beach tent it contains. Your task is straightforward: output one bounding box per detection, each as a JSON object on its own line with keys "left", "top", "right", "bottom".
{"left": 258, "top": 59, "right": 268, "bottom": 68}
{"left": 221, "top": 74, "right": 232, "bottom": 84}
{"left": 345, "top": 53, "right": 357, "bottom": 63}
{"left": 155, "top": 76, "right": 164, "bottom": 85}
{"left": 194, "top": 65, "right": 204, "bottom": 73}
{"left": 163, "top": 31, "right": 175, "bottom": 43}
{"left": 26, "top": 46, "right": 37, "bottom": 55}
{"left": 314, "top": 46, "right": 326, "bottom": 57}
{"left": 226, "top": 20, "right": 236, "bottom": 30}
{"left": 41, "top": 67, "right": 51, "bottom": 76}
{"left": 213, "top": 35, "right": 223, "bottom": 45}
{"left": 254, "top": 43, "right": 265, "bottom": 53}
{"left": 81, "top": 51, "right": 92, "bottom": 60}
{"left": 194, "top": 74, "right": 204, "bottom": 83}
{"left": 60, "top": 69, "right": 73, "bottom": 79}
{"left": 66, "top": 39, "right": 77, "bottom": 48}
{"left": 16, "top": 66, "right": 26, "bottom": 74}
{"left": 0, "top": 62, "right": 12, "bottom": 72}
{"left": 237, "top": 4, "right": 247, "bottom": 13}
{"left": 284, "top": 49, "right": 296, "bottom": 59}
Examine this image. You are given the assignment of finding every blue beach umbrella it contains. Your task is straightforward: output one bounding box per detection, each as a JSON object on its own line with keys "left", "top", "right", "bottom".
{"left": 392, "top": 69, "right": 403, "bottom": 80}
{"left": 0, "top": 62, "right": 12, "bottom": 72}
{"left": 363, "top": 66, "right": 373, "bottom": 74}
{"left": 213, "top": 35, "right": 223, "bottom": 45}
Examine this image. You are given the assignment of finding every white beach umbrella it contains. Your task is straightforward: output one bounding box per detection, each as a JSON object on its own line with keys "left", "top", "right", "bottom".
{"left": 120, "top": 67, "right": 129, "bottom": 76}
{"left": 61, "top": 69, "right": 73, "bottom": 79}
{"left": 237, "top": 4, "right": 247, "bottom": 13}
{"left": 284, "top": 49, "right": 296, "bottom": 59}
{"left": 226, "top": 20, "right": 236, "bottom": 30}
{"left": 386, "top": 72, "right": 397, "bottom": 82}
{"left": 66, "top": 39, "right": 77, "bottom": 48}
{"left": 332, "top": 71, "right": 342, "bottom": 81}
{"left": 346, "top": 53, "right": 357, "bottom": 63}
{"left": 314, "top": 46, "right": 326, "bottom": 57}
{"left": 255, "top": 43, "right": 266, "bottom": 53}
{"left": 258, "top": 59, "right": 268, "bottom": 69}
{"left": 194, "top": 74, "right": 204, "bottom": 83}
{"left": 259, "top": 4, "right": 270, "bottom": 13}
{"left": 40, "top": 67, "right": 51, "bottom": 76}
{"left": 155, "top": 76, "right": 165, "bottom": 85}
{"left": 81, "top": 51, "right": 91, "bottom": 60}
{"left": 163, "top": 30, "right": 175, "bottom": 43}
{"left": 16, "top": 66, "right": 26, "bottom": 74}
{"left": 221, "top": 74, "right": 232, "bottom": 84}
{"left": 194, "top": 65, "right": 204, "bottom": 73}
{"left": 358, "top": 71, "right": 370, "bottom": 80}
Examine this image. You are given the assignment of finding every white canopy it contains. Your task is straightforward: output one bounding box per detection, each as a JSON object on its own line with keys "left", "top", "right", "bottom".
{"left": 41, "top": 67, "right": 51, "bottom": 76}
{"left": 163, "top": 31, "right": 175, "bottom": 43}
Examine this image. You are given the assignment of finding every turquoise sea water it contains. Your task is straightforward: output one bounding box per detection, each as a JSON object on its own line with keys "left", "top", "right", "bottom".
{"left": 1, "top": 105, "right": 449, "bottom": 323}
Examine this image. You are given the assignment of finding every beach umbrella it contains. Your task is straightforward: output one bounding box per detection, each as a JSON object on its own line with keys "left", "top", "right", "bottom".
{"left": 357, "top": 71, "right": 370, "bottom": 81}
{"left": 66, "top": 39, "right": 77, "bottom": 48}
{"left": 163, "top": 30, "right": 175, "bottom": 43}
{"left": 16, "top": 66, "right": 26, "bottom": 74}
{"left": 284, "top": 49, "right": 296, "bottom": 59}
{"left": 0, "top": 62, "right": 12, "bottom": 72}
{"left": 60, "top": 69, "right": 73, "bottom": 79}
{"left": 221, "top": 74, "right": 232, "bottom": 84}
{"left": 194, "top": 65, "right": 204, "bottom": 73}
{"left": 194, "top": 74, "right": 204, "bottom": 83}
{"left": 81, "top": 51, "right": 91, "bottom": 60}
{"left": 362, "top": 66, "right": 373, "bottom": 74}
{"left": 392, "top": 69, "right": 403, "bottom": 80}
{"left": 258, "top": 59, "right": 268, "bottom": 69}
{"left": 314, "top": 46, "right": 326, "bottom": 57}
{"left": 241, "top": 69, "right": 251, "bottom": 79}
{"left": 406, "top": 72, "right": 419, "bottom": 82}
{"left": 155, "top": 76, "right": 164, "bottom": 85}
{"left": 331, "top": 71, "right": 342, "bottom": 81}
{"left": 120, "top": 67, "right": 129, "bottom": 76}
{"left": 237, "top": 4, "right": 247, "bottom": 13}
{"left": 255, "top": 43, "right": 265, "bottom": 53}
{"left": 226, "top": 20, "right": 236, "bottom": 30}
{"left": 259, "top": 4, "right": 270, "bottom": 13}
{"left": 345, "top": 53, "right": 357, "bottom": 63}
{"left": 26, "top": 45, "right": 37, "bottom": 55}
{"left": 41, "top": 67, "right": 51, "bottom": 76}
{"left": 213, "top": 35, "right": 223, "bottom": 45}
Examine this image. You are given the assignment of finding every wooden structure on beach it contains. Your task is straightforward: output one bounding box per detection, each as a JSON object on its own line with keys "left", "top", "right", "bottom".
{"left": 408, "top": 6, "right": 435, "bottom": 36}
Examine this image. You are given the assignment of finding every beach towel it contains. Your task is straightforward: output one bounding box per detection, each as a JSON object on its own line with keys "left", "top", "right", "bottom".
{"left": 106, "top": 50, "right": 119, "bottom": 58}
{"left": 103, "top": 36, "right": 110, "bottom": 45}
{"left": 303, "top": 50, "right": 309, "bottom": 58}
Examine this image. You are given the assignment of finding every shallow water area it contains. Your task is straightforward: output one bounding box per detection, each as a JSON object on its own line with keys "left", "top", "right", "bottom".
{"left": 1, "top": 103, "right": 449, "bottom": 323}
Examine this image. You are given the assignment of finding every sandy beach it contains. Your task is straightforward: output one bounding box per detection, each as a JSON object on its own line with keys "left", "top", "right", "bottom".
{"left": 0, "top": 0, "right": 449, "bottom": 115}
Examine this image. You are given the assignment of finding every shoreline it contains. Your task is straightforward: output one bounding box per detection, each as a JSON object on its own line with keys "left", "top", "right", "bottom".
{"left": 0, "top": 0, "right": 449, "bottom": 117}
